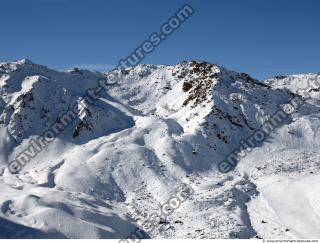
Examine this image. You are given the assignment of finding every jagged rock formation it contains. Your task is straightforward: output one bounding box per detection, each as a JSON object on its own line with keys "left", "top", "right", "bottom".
{"left": 0, "top": 59, "right": 319, "bottom": 239}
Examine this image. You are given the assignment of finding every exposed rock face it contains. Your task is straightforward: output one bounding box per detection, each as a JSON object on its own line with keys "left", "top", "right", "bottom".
{"left": 0, "top": 59, "right": 319, "bottom": 239}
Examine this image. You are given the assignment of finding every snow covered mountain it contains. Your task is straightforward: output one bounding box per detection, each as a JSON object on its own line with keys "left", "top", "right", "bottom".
{"left": 0, "top": 59, "right": 319, "bottom": 239}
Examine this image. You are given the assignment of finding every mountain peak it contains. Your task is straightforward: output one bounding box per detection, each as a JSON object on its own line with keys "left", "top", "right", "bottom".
{"left": 17, "top": 58, "right": 34, "bottom": 65}
{"left": 0, "top": 59, "right": 320, "bottom": 239}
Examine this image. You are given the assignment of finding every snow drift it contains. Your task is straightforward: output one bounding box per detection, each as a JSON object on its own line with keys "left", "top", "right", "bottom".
{"left": 0, "top": 59, "right": 319, "bottom": 239}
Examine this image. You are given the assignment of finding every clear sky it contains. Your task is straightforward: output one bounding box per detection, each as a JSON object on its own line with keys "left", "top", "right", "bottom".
{"left": 0, "top": 0, "right": 319, "bottom": 80}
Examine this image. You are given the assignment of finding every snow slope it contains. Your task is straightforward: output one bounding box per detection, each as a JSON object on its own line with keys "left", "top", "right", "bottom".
{"left": 0, "top": 59, "right": 319, "bottom": 239}
{"left": 248, "top": 174, "right": 320, "bottom": 238}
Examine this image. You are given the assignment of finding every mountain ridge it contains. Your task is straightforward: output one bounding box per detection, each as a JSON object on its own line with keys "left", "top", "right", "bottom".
{"left": 0, "top": 59, "right": 319, "bottom": 239}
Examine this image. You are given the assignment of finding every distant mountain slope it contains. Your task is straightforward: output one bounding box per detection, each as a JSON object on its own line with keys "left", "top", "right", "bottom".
{"left": 0, "top": 59, "right": 319, "bottom": 239}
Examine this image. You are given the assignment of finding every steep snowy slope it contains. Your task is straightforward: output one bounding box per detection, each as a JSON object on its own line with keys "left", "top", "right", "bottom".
{"left": 241, "top": 73, "right": 320, "bottom": 239}
{"left": 0, "top": 59, "right": 319, "bottom": 239}
{"left": 0, "top": 60, "right": 140, "bottom": 238}
{"left": 107, "top": 61, "right": 295, "bottom": 172}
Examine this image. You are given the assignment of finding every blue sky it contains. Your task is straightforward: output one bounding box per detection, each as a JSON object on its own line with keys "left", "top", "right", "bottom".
{"left": 0, "top": 0, "right": 319, "bottom": 80}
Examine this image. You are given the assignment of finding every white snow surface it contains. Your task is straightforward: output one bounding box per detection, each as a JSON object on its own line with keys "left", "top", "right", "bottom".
{"left": 0, "top": 59, "right": 319, "bottom": 239}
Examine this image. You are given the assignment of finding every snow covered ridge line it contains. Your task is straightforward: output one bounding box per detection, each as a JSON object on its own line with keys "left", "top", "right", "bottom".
{"left": 7, "top": 98, "right": 97, "bottom": 173}
{"left": 218, "top": 74, "right": 320, "bottom": 173}
{"left": 120, "top": 183, "right": 195, "bottom": 242}
{"left": 6, "top": 5, "right": 194, "bottom": 174}
{"left": 6, "top": 75, "right": 125, "bottom": 174}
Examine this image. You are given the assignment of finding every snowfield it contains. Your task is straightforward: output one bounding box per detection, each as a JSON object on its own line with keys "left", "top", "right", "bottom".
{"left": 248, "top": 174, "right": 320, "bottom": 238}
{"left": 0, "top": 59, "right": 319, "bottom": 239}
